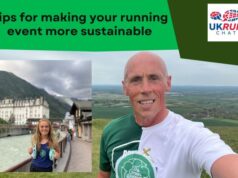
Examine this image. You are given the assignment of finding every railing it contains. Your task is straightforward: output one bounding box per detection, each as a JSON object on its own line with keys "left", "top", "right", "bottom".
{"left": 58, "top": 132, "right": 67, "bottom": 158}
{"left": 4, "top": 158, "right": 32, "bottom": 172}
{"left": 4, "top": 132, "right": 68, "bottom": 172}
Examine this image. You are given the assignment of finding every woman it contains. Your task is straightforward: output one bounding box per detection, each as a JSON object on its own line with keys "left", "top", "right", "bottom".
{"left": 28, "top": 119, "right": 60, "bottom": 172}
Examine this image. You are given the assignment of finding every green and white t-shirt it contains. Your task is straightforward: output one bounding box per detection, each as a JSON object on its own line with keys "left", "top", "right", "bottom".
{"left": 100, "top": 111, "right": 234, "bottom": 178}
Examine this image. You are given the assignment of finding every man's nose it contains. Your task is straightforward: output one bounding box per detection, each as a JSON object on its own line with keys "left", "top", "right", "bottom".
{"left": 141, "top": 79, "right": 152, "bottom": 93}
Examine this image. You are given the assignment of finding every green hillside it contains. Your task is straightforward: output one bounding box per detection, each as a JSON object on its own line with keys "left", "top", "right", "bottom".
{"left": 0, "top": 71, "right": 70, "bottom": 119}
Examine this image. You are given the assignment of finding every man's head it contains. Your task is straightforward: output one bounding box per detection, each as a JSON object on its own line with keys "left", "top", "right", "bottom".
{"left": 122, "top": 52, "right": 171, "bottom": 127}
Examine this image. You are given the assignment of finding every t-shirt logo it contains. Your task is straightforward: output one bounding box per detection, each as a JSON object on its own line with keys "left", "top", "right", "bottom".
{"left": 40, "top": 149, "right": 47, "bottom": 158}
{"left": 115, "top": 151, "right": 156, "bottom": 178}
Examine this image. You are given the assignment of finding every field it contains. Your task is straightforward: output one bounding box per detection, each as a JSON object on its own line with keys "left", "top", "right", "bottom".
{"left": 93, "top": 86, "right": 238, "bottom": 120}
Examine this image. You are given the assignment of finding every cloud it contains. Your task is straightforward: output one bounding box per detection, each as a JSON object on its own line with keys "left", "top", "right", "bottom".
{"left": 91, "top": 50, "right": 238, "bottom": 86}
{"left": 0, "top": 59, "right": 91, "bottom": 99}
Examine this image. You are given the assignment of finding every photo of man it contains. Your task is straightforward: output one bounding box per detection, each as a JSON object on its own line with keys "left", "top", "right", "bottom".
{"left": 97, "top": 52, "right": 238, "bottom": 178}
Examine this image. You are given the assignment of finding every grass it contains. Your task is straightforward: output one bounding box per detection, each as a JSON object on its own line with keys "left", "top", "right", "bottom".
{"left": 93, "top": 106, "right": 132, "bottom": 119}
{"left": 1, "top": 119, "right": 238, "bottom": 178}
{"left": 193, "top": 118, "right": 238, "bottom": 127}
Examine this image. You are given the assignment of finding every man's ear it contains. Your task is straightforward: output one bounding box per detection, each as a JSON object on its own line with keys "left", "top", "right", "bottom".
{"left": 122, "top": 80, "right": 128, "bottom": 96}
{"left": 166, "top": 75, "right": 172, "bottom": 92}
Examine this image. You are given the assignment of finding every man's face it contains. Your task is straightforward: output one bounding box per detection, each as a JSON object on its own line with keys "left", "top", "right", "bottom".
{"left": 123, "top": 57, "right": 171, "bottom": 126}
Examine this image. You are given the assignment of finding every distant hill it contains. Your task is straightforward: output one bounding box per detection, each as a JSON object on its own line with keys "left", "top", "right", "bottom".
{"left": 93, "top": 85, "right": 123, "bottom": 94}
{"left": 0, "top": 71, "right": 70, "bottom": 119}
{"left": 93, "top": 85, "right": 238, "bottom": 120}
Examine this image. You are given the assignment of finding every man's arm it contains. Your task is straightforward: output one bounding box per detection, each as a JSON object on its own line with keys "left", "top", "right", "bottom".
{"left": 97, "top": 170, "right": 110, "bottom": 178}
{"left": 211, "top": 154, "right": 238, "bottom": 178}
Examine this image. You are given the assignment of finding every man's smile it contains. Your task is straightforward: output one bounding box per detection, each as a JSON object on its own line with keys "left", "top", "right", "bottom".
{"left": 138, "top": 99, "right": 155, "bottom": 105}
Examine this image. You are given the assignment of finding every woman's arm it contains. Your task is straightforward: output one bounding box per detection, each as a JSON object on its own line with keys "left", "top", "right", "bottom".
{"left": 54, "top": 143, "right": 61, "bottom": 159}
{"left": 28, "top": 147, "right": 33, "bottom": 155}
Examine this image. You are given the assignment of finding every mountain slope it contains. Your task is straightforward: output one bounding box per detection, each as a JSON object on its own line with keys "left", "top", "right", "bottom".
{"left": 0, "top": 71, "right": 70, "bottom": 119}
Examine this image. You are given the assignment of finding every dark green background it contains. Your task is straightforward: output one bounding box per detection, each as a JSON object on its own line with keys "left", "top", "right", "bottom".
{"left": 168, "top": 0, "right": 238, "bottom": 65}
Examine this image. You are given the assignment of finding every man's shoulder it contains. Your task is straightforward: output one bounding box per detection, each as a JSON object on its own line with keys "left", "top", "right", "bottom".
{"left": 169, "top": 111, "right": 205, "bottom": 130}
{"left": 102, "top": 113, "right": 141, "bottom": 140}
{"left": 170, "top": 110, "right": 199, "bottom": 123}
{"left": 103, "top": 114, "right": 134, "bottom": 132}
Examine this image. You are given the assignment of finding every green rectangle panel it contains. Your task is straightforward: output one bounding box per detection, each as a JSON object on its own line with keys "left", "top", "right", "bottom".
{"left": 0, "top": 0, "right": 177, "bottom": 51}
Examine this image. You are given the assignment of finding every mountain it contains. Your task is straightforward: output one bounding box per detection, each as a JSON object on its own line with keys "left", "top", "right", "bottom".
{"left": 0, "top": 71, "right": 70, "bottom": 119}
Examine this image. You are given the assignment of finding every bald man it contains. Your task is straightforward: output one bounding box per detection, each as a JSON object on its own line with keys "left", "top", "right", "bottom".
{"left": 98, "top": 52, "right": 238, "bottom": 178}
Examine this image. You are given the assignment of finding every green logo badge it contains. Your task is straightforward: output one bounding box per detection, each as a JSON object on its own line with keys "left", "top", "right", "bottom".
{"left": 115, "top": 151, "right": 156, "bottom": 178}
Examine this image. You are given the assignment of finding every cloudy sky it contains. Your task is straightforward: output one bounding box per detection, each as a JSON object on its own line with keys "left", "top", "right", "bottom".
{"left": 0, "top": 50, "right": 238, "bottom": 91}
{"left": 92, "top": 50, "right": 238, "bottom": 86}
{"left": 0, "top": 51, "right": 91, "bottom": 99}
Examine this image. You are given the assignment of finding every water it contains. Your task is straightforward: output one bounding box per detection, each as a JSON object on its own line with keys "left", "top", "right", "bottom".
{"left": 0, "top": 135, "right": 31, "bottom": 171}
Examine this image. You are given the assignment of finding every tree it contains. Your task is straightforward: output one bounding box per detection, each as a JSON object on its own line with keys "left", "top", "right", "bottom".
{"left": 8, "top": 114, "right": 15, "bottom": 124}
{"left": 0, "top": 118, "right": 8, "bottom": 124}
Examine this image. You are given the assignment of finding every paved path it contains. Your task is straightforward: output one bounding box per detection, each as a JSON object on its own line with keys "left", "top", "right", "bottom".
{"left": 66, "top": 137, "right": 92, "bottom": 172}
